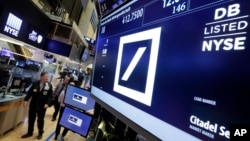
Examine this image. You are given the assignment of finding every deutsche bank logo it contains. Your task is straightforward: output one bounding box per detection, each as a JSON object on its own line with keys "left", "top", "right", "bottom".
{"left": 4, "top": 13, "right": 23, "bottom": 37}
{"left": 114, "top": 27, "right": 161, "bottom": 106}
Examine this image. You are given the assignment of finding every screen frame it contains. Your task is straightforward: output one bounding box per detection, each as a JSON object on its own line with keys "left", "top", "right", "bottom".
{"left": 64, "top": 84, "right": 96, "bottom": 111}
{"left": 91, "top": 94, "right": 160, "bottom": 140}
{"left": 59, "top": 106, "right": 93, "bottom": 138}
{"left": 89, "top": 0, "right": 242, "bottom": 140}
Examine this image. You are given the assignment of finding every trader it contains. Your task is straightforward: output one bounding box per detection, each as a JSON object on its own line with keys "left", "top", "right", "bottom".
{"left": 51, "top": 76, "right": 70, "bottom": 121}
{"left": 21, "top": 72, "right": 53, "bottom": 140}
{"left": 54, "top": 81, "right": 76, "bottom": 140}
{"left": 83, "top": 64, "right": 93, "bottom": 90}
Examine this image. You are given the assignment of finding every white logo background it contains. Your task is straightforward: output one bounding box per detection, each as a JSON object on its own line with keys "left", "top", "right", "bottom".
{"left": 6, "top": 13, "right": 22, "bottom": 30}
{"left": 113, "top": 27, "right": 162, "bottom": 106}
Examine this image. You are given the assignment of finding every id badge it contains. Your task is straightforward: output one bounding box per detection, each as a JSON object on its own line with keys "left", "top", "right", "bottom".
{"left": 44, "top": 83, "right": 50, "bottom": 90}
{"left": 43, "top": 91, "right": 48, "bottom": 95}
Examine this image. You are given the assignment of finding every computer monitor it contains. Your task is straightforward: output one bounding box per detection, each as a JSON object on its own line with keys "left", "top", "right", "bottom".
{"left": 16, "top": 61, "right": 26, "bottom": 68}
{"left": 9, "top": 76, "right": 23, "bottom": 93}
{"left": 9, "top": 60, "right": 17, "bottom": 66}
{"left": 0, "top": 56, "right": 9, "bottom": 64}
{"left": 64, "top": 85, "right": 95, "bottom": 111}
{"left": 59, "top": 107, "right": 93, "bottom": 137}
{"left": 0, "top": 48, "right": 14, "bottom": 59}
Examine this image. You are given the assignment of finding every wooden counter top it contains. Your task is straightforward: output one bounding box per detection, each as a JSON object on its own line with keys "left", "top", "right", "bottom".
{"left": 0, "top": 94, "right": 25, "bottom": 112}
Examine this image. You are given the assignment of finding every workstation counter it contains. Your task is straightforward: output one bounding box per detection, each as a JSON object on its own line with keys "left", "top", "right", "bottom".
{"left": 0, "top": 94, "right": 27, "bottom": 136}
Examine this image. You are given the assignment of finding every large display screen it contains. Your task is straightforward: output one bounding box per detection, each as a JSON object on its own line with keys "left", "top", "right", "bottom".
{"left": 59, "top": 107, "right": 93, "bottom": 137}
{"left": 92, "top": 0, "right": 250, "bottom": 140}
{"left": 64, "top": 85, "right": 95, "bottom": 111}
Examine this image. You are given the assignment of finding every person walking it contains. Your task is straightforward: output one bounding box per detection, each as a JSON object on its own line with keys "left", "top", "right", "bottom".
{"left": 54, "top": 81, "right": 75, "bottom": 140}
{"left": 21, "top": 72, "right": 53, "bottom": 140}
{"left": 51, "top": 76, "right": 70, "bottom": 121}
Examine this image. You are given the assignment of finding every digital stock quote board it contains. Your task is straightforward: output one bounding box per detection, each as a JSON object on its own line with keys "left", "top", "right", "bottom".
{"left": 92, "top": 0, "right": 250, "bottom": 140}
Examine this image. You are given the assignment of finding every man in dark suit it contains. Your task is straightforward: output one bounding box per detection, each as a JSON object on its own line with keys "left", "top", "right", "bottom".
{"left": 21, "top": 72, "right": 53, "bottom": 140}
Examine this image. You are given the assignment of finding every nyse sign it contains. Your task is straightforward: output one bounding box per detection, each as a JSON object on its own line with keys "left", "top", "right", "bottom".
{"left": 202, "top": 4, "right": 249, "bottom": 52}
{"left": 3, "top": 13, "right": 23, "bottom": 37}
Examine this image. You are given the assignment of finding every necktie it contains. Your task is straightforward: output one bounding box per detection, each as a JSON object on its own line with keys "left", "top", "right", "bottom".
{"left": 40, "top": 83, "right": 44, "bottom": 91}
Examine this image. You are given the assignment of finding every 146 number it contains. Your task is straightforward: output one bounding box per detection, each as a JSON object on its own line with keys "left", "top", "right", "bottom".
{"left": 173, "top": 2, "right": 186, "bottom": 14}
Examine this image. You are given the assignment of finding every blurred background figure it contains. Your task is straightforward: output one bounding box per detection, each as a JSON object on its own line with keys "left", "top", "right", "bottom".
{"left": 83, "top": 64, "right": 93, "bottom": 90}
{"left": 51, "top": 76, "right": 70, "bottom": 121}
{"left": 54, "top": 81, "right": 76, "bottom": 140}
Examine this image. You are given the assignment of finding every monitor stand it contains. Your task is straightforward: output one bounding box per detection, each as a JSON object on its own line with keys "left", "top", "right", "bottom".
{"left": 57, "top": 134, "right": 65, "bottom": 141}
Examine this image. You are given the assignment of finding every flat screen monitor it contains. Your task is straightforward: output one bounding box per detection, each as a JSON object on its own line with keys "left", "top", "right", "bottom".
{"left": 9, "top": 60, "right": 17, "bottom": 66}
{"left": 0, "top": 56, "right": 9, "bottom": 64}
{"left": 64, "top": 85, "right": 95, "bottom": 111}
{"left": 92, "top": 0, "right": 250, "bottom": 140}
{"left": 33, "top": 61, "right": 42, "bottom": 67}
{"left": 9, "top": 77, "right": 23, "bottom": 92}
{"left": 16, "top": 61, "right": 26, "bottom": 67}
{"left": 0, "top": 48, "right": 14, "bottom": 59}
{"left": 59, "top": 107, "right": 93, "bottom": 137}
{"left": 25, "top": 60, "right": 34, "bottom": 65}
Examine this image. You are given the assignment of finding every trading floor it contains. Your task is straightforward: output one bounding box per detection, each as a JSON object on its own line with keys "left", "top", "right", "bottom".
{"left": 0, "top": 107, "right": 87, "bottom": 141}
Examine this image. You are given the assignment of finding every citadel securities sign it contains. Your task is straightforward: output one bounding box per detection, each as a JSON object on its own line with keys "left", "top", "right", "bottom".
{"left": 189, "top": 115, "right": 230, "bottom": 140}
{"left": 202, "top": 3, "right": 249, "bottom": 52}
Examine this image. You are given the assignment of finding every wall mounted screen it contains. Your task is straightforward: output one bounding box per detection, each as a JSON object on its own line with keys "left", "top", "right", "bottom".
{"left": 92, "top": 0, "right": 250, "bottom": 140}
